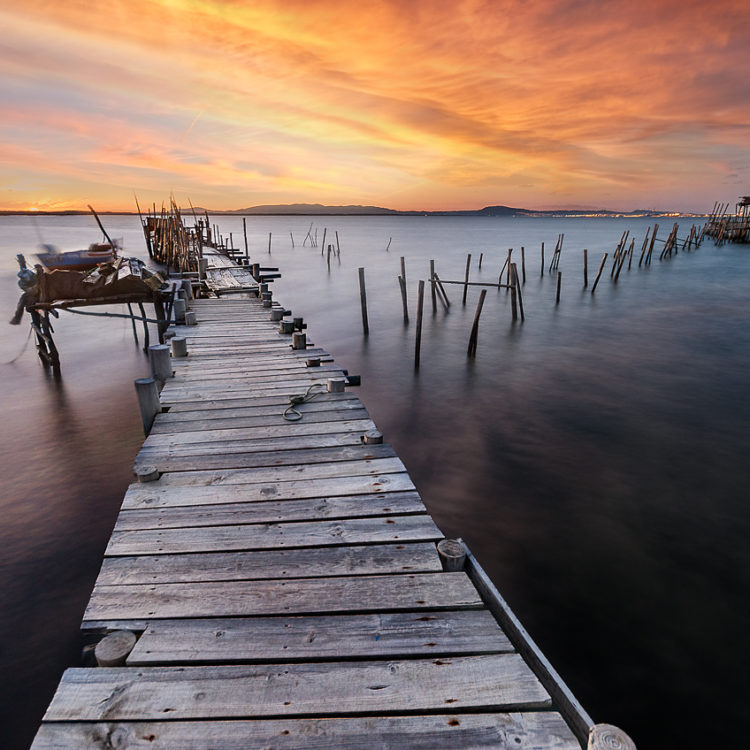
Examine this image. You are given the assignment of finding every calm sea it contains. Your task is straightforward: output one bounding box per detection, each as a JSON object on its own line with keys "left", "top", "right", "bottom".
{"left": 1, "top": 213, "right": 748, "bottom": 749}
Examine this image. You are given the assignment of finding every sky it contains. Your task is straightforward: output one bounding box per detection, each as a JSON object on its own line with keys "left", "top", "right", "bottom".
{"left": 1, "top": 0, "right": 749, "bottom": 213}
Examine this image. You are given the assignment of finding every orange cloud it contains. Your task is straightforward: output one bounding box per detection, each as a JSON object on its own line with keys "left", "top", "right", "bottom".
{"left": 1, "top": 0, "right": 749, "bottom": 211}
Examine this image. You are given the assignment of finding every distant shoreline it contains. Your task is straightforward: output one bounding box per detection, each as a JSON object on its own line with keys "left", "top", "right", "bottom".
{"left": 0, "top": 205, "right": 707, "bottom": 218}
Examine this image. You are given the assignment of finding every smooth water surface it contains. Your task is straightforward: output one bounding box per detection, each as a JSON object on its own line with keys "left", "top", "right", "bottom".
{"left": 1, "top": 214, "right": 748, "bottom": 749}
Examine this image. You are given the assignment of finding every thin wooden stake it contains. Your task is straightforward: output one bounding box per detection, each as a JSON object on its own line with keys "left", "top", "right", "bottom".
{"left": 467, "top": 288, "right": 487, "bottom": 357}
{"left": 336, "top": 231, "right": 341, "bottom": 255}
{"left": 583, "top": 249, "right": 588, "bottom": 288}
{"left": 463, "top": 253, "right": 472, "bottom": 304}
{"left": 398, "top": 275, "right": 409, "bottom": 323}
{"left": 510, "top": 278, "right": 518, "bottom": 321}
{"left": 479, "top": 252, "right": 483, "bottom": 269}
{"left": 521, "top": 246, "right": 526, "bottom": 282}
{"left": 512, "top": 263, "right": 524, "bottom": 321}
{"left": 290, "top": 231, "right": 295, "bottom": 248}
{"left": 591, "top": 253, "right": 608, "bottom": 293}
{"left": 321, "top": 228, "right": 327, "bottom": 257}
{"left": 415, "top": 280, "right": 425, "bottom": 369}
{"left": 358, "top": 267, "right": 369, "bottom": 336}
{"left": 541, "top": 242, "right": 545, "bottom": 276}
{"left": 430, "top": 259, "right": 437, "bottom": 312}
{"left": 400, "top": 256, "right": 407, "bottom": 285}
{"left": 556, "top": 271, "right": 562, "bottom": 303}
{"left": 433, "top": 272, "right": 451, "bottom": 307}
{"left": 268, "top": 232, "right": 272, "bottom": 254}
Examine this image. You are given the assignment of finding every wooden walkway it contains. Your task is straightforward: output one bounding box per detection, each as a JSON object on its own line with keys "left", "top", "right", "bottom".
{"left": 30, "top": 290, "right": 589, "bottom": 748}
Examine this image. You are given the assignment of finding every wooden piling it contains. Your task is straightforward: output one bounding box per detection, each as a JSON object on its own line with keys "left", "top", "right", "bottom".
{"left": 437, "top": 539, "right": 467, "bottom": 572}
{"left": 479, "top": 252, "right": 483, "bottom": 269}
{"left": 510, "top": 281, "right": 518, "bottom": 321}
{"left": 321, "top": 229, "right": 327, "bottom": 257}
{"left": 541, "top": 242, "right": 545, "bottom": 276}
{"left": 512, "top": 263, "right": 524, "bottom": 321}
{"left": 556, "top": 272, "right": 562, "bottom": 303}
{"left": 358, "top": 267, "right": 369, "bottom": 336}
{"left": 591, "top": 253, "right": 608, "bottom": 293}
{"left": 149, "top": 344, "right": 172, "bottom": 383}
{"left": 521, "top": 247, "right": 526, "bottom": 283}
{"left": 433, "top": 272, "right": 451, "bottom": 308}
{"left": 430, "top": 260, "right": 437, "bottom": 312}
{"left": 400, "top": 256, "right": 407, "bottom": 286}
{"left": 336, "top": 231, "right": 341, "bottom": 255}
{"left": 243, "top": 218, "right": 249, "bottom": 263}
{"left": 170, "top": 336, "right": 187, "bottom": 358}
{"left": 398, "top": 275, "right": 409, "bottom": 323}
{"left": 268, "top": 232, "right": 272, "bottom": 254}
{"left": 134, "top": 377, "right": 160, "bottom": 435}
{"left": 583, "top": 249, "right": 588, "bottom": 288}
{"left": 467, "top": 289, "right": 486, "bottom": 356}
{"left": 463, "top": 254, "right": 472, "bottom": 305}
{"left": 415, "top": 279, "right": 425, "bottom": 369}
{"left": 290, "top": 231, "right": 295, "bottom": 248}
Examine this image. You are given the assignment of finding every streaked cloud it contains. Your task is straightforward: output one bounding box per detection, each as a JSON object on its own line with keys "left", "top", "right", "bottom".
{"left": 1, "top": 0, "right": 748, "bottom": 211}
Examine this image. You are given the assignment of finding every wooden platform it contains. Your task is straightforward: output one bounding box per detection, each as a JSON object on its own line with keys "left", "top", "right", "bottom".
{"left": 31, "top": 293, "right": 584, "bottom": 749}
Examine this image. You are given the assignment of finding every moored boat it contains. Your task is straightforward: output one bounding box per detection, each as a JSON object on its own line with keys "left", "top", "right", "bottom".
{"left": 36, "top": 242, "right": 118, "bottom": 271}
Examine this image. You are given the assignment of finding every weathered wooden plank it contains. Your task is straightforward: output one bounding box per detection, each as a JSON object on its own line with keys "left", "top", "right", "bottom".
{"left": 160, "top": 378, "right": 339, "bottom": 400}
{"left": 114, "top": 491, "right": 425, "bottom": 531}
{"left": 123, "top": 473, "right": 417, "bottom": 509}
{"left": 144, "top": 415, "right": 382, "bottom": 447}
{"left": 44, "top": 655, "right": 550, "bottom": 720}
{"left": 128, "top": 610, "right": 513, "bottom": 665}
{"left": 134, "top": 443, "right": 397, "bottom": 473}
{"left": 138, "top": 457, "right": 406, "bottom": 485}
{"left": 85, "top": 572, "right": 482, "bottom": 620}
{"left": 162, "top": 389, "right": 349, "bottom": 414}
{"left": 160, "top": 383, "right": 352, "bottom": 404}
{"left": 151, "top": 406, "right": 369, "bottom": 434}
{"left": 105, "top": 514, "right": 440, "bottom": 555}
{"left": 31, "top": 713, "right": 580, "bottom": 750}
{"left": 95, "top": 542, "right": 443, "bottom": 586}
{"left": 135, "top": 433, "right": 377, "bottom": 465}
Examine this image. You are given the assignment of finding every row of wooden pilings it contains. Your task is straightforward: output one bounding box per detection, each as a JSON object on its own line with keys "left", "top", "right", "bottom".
{"left": 352, "top": 221, "right": 704, "bottom": 368}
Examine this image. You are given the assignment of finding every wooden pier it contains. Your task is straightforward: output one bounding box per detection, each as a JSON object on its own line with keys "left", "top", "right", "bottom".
{"left": 30, "top": 254, "right": 633, "bottom": 748}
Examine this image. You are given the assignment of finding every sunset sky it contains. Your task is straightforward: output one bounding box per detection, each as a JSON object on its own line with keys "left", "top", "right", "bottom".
{"left": 1, "top": 0, "right": 748, "bottom": 212}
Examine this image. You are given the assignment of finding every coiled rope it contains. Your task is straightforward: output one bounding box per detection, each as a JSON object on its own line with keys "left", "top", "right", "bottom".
{"left": 283, "top": 383, "right": 326, "bottom": 421}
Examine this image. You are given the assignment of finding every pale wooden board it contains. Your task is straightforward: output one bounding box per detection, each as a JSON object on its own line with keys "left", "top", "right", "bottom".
{"left": 31, "top": 712, "right": 580, "bottom": 750}
{"left": 160, "top": 377, "right": 339, "bottom": 399}
{"left": 127, "top": 610, "right": 513, "bottom": 664}
{"left": 161, "top": 390, "right": 351, "bottom": 414}
{"left": 44, "top": 655, "right": 550, "bottom": 720}
{"left": 122, "top": 473, "right": 417, "bottom": 509}
{"left": 85, "top": 572, "right": 483, "bottom": 620}
{"left": 151, "top": 403, "right": 368, "bottom": 432}
{"left": 95, "top": 542, "right": 443, "bottom": 586}
{"left": 143, "top": 420, "right": 380, "bottom": 448}
{"left": 114, "top": 491, "right": 425, "bottom": 531}
{"left": 134, "top": 444, "right": 397, "bottom": 473}
{"left": 160, "top": 383, "right": 353, "bottom": 404}
{"left": 168, "top": 367, "right": 345, "bottom": 385}
{"left": 137, "top": 457, "right": 406, "bottom": 485}
{"left": 105, "top": 514, "right": 440, "bottom": 556}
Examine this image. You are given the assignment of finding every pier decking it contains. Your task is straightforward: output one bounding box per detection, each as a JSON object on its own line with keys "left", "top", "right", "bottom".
{"left": 29, "top": 270, "right": 614, "bottom": 748}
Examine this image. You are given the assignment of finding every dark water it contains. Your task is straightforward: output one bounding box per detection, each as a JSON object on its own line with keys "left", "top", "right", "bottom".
{"left": 1, "top": 214, "right": 748, "bottom": 749}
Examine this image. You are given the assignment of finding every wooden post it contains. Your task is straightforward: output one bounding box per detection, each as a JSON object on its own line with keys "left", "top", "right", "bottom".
{"left": 462, "top": 253, "right": 472, "bottom": 305}
{"left": 270, "top": 309, "right": 284, "bottom": 321}
{"left": 321, "top": 228, "right": 327, "bottom": 257}
{"left": 591, "top": 253, "right": 608, "bottom": 293}
{"left": 243, "top": 218, "right": 249, "bottom": 263}
{"left": 583, "top": 249, "right": 588, "bottom": 287}
{"left": 135, "top": 465, "right": 160, "bottom": 483}
{"left": 95, "top": 631, "right": 137, "bottom": 668}
{"left": 134, "top": 377, "right": 160, "bottom": 435}
{"left": 268, "top": 232, "right": 272, "bottom": 254}
{"left": 479, "top": 252, "right": 483, "bottom": 269}
{"left": 358, "top": 267, "right": 369, "bottom": 336}
{"left": 506, "top": 248, "right": 512, "bottom": 285}
{"left": 556, "top": 271, "right": 562, "bottom": 303}
{"left": 149, "top": 344, "right": 172, "bottom": 383}
{"left": 292, "top": 332, "right": 307, "bottom": 350}
{"left": 400, "top": 256, "right": 406, "bottom": 285}
{"left": 415, "top": 279, "right": 425, "bottom": 369}
{"left": 437, "top": 539, "right": 467, "bottom": 571}
{"left": 290, "top": 231, "right": 295, "bottom": 248}
{"left": 587, "top": 724, "right": 636, "bottom": 750}
{"left": 173, "top": 297, "right": 186, "bottom": 323}
{"left": 521, "top": 246, "right": 526, "bottom": 282}
{"left": 510, "top": 279, "right": 518, "bottom": 320}
{"left": 327, "top": 244, "right": 332, "bottom": 267}
{"left": 170, "top": 336, "right": 187, "bottom": 358}
{"left": 184, "top": 311, "right": 197, "bottom": 326}
{"left": 433, "top": 272, "right": 451, "bottom": 308}
{"left": 541, "top": 241, "right": 545, "bottom": 276}
{"left": 336, "top": 231, "right": 341, "bottom": 255}
{"left": 512, "top": 263, "right": 524, "bottom": 321}
{"left": 467, "top": 288, "right": 487, "bottom": 357}
{"left": 327, "top": 378, "right": 346, "bottom": 393}
{"left": 362, "top": 429, "right": 383, "bottom": 445}
{"left": 398, "top": 275, "right": 409, "bottom": 323}
{"left": 430, "top": 259, "right": 437, "bottom": 312}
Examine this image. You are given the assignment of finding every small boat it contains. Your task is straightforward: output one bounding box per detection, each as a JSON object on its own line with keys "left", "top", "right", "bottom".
{"left": 36, "top": 242, "right": 118, "bottom": 271}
